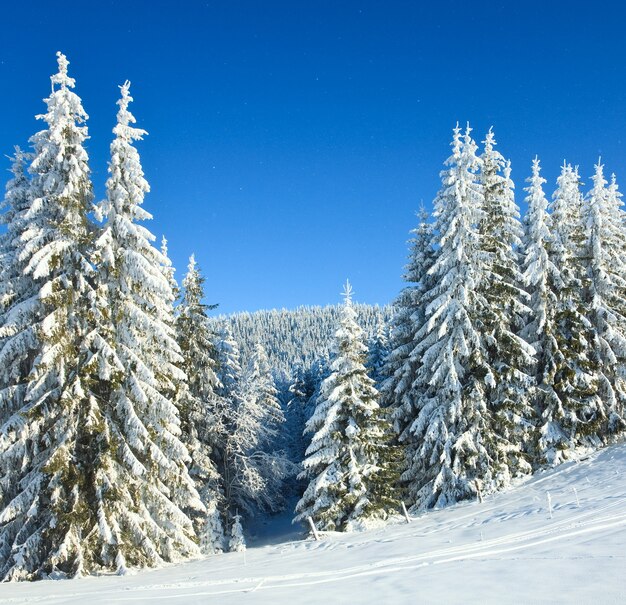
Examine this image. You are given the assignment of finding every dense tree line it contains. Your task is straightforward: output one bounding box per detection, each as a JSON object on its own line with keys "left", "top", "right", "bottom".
{"left": 383, "top": 124, "right": 626, "bottom": 510}
{"left": 212, "top": 304, "right": 391, "bottom": 382}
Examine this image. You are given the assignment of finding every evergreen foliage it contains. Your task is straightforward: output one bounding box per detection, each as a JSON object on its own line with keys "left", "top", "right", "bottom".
{"left": 397, "top": 125, "right": 495, "bottom": 510}
{"left": 366, "top": 309, "right": 389, "bottom": 386}
{"left": 381, "top": 208, "right": 435, "bottom": 445}
{"left": 284, "top": 362, "right": 327, "bottom": 466}
{"left": 585, "top": 162, "right": 626, "bottom": 436}
{"left": 0, "top": 53, "right": 104, "bottom": 580}
{"left": 88, "top": 80, "right": 201, "bottom": 573}
{"left": 213, "top": 304, "right": 390, "bottom": 383}
{"left": 521, "top": 158, "right": 563, "bottom": 463}
{"left": 476, "top": 129, "right": 535, "bottom": 484}
{"left": 540, "top": 163, "right": 603, "bottom": 462}
{"left": 0, "top": 147, "right": 36, "bottom": 431}
{"left": 228, "top": 514, "right": 246, "bottom": 552}
{"left": 295, "top": 282, "right": 399, "bottom": 531}
{"left": 175, "top": 255, "right": 225, "bottom": 553}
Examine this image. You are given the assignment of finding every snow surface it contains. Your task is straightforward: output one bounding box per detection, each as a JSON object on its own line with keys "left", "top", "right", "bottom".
{"left": 2, "top": 444, "right": 626, "bottom": 604}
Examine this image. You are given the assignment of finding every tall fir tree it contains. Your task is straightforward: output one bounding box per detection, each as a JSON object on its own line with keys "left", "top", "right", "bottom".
{"left": 521, "top": 158, "right": 563, "bottom": 464}
{"left": 585, "top": 162, "right": 626, "bottom": 436}
{"left": 399, "top": 124, "right": 494, "bottom": 510}
{"left": 0, "top": 52, "right": 104, "bottom": 580}
{"left": 476, "top": 129, "right": 535, "bottom": 485}
{"left": 175, "top": 255, "right": 225, "bottom": 554}
{"left": 214, "top": 326, "right": 244, "bottom": 521}
{"left": 540, "top": 162, "right": 602, "bottom": 463}
{"left": 295, "top": 281, "right": 398, "bottom": 531}
{"left": 88, "top": 80, "right": 202, "bottom": 574}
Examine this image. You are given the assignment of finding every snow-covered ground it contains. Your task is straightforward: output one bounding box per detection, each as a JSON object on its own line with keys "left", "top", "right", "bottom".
{"left": 2, "top": 444, "right": 625, "bottom": 604}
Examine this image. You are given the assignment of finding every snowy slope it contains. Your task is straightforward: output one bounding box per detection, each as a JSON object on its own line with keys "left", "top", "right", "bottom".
{"left": 1, "top": 444, "right": 625, "bottom": 604}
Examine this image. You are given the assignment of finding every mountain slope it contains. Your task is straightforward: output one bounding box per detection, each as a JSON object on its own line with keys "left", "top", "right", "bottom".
{"left": 1, "top": 443, "right": 625, "bottom": 603}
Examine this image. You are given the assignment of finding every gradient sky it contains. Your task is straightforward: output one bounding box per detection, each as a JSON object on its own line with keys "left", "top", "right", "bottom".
{"left": 1, "top": 1, "right": 625, "bottom": 313}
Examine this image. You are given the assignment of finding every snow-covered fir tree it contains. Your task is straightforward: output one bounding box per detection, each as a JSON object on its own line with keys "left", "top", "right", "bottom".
{"left": 294, "top": 281, "right": 398, "bottom": 531}
{"left": 228, "top": 514, "right": 246, "bottom": 553}
{"left": 585, "top": 162, "right": 626, "bottom": 436}
{"left": 88, "top": 79, "right": 202, "bottom": 573}
{"left": 521, "top": 158, "right": 564, "bottom": 464}
{"left": 476, "top": 129, "right": 535, "bottom": 485}
{"left": 216, "top": 325, "right": 243, "bottom": 400}
{"left": 213, "top": 325, "right": 244, "bottom": 512}
{"left": 175, "top": 255, "right": 225, "bottom": 554}
{"left": 398, "top": 124, "right": 494, "bottom": 510}
{"left": 540, "top": 162, "right": 603, "bottom": 462}
{"left": 0, "top": 52, "right": 104, "bottom": 580}
{"left": 381, "top": 208, "right": 435, "bottom": 446}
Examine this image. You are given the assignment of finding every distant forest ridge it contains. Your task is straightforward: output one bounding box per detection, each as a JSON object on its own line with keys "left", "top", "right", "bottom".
{"left": 211, "top": 303, "right": 393, "bottom": 381}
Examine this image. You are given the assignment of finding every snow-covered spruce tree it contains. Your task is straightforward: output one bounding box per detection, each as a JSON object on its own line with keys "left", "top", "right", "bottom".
{"left": 87, "top": 80, "right": 202, "bottom": 573}
{"left": 476, "top": 129, "right": 535, "bottom": 485}
{"left": 399, "top": 124, "right": 495, "bottom": 510}
{"left": 381, "top": 208, "right": 434, "bottom": 445}
{"left": 228, "top": 514, "right": 246, "bottom": 552}
{"left": 0, "top": 52, "right": 104, "bottom": 580}
{"left": 537, "top": 162, "right": 603, "bottom": 463}
{"left": 521, "top": 158, "right": 564, "bottom": 465}
{"left": 585, "top": 162, "right": 626, "bottom": 436}
{"left": 216, "top": 325, "right": 243, "bottom": 402}
{"left": 175, "top": 255, "right": 225, "bottom": 554}
{"left": 213, "top": 326, "right": 244, "bottom": 515}
{"left": 294, "top": 281, "right": 399, "bottom": 531}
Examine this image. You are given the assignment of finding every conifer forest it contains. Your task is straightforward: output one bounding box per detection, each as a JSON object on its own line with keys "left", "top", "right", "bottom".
{"left": 1, "top": 52, "right": 626, "bottom": 587}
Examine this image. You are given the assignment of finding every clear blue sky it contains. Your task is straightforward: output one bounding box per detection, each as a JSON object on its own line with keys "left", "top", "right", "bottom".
{"left": 1, "top": 1, "right": 625, "bottom": 313}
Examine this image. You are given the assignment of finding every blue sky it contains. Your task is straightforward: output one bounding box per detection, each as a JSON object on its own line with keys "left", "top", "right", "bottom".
{"left": 1, "top": 1, "right": 625, "bottom": 313}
